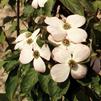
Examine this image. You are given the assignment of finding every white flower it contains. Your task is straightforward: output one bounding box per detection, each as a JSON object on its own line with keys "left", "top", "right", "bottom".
{"left": 19, "top": 43, "right": 51, "bottom": 73}
{"left": 45, "top": 14, "right": 87, "bottom": 43}
{"left": 32, "top": 0, "right": 48, "bottom": 9}
{"left": 14, "top": 29, "right": 40, "bottom": 50}
{"left": 50, "top": 44, "right": 91, "bottom": 82}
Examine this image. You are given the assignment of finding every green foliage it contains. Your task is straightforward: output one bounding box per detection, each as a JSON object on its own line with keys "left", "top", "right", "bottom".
{"left": 0, "top": 0, "right": 8, "bottom": 6}
{"left": 73, "top": 96, "right": 78, "bottom": 101}
{"left": 94, "top": 22, "right": 101, "bottom": 32}
{"left": 38, "top": 73, "right": 50, "bottom": 94}
{"left": 6, "top": 76, "right": 19, "bottom": 101}
{"left": 20, "top": 68, "right": 38, "bottom": 95}
{"left": 92, "top": 0, "right": 101, "bottom": 11}
{"left": 36, "top": 36, "right": 45, "bottom": 47}
{"left": 8, "top": 21, "right": 17, "bottom": 33}
{"left": 39, "top": 73, "right": 70, "bottom": 99}
{"left": 42, "top": 0, "right": 56, "bottom": 16}
{"left": 0, "top": 60, "right": 7, "bottom": 69}
{"left": 59, "top": 0, "right": 84, "bottom": 15}
{"left": 0, "top": 30, "right": 5, "bottom": 44}
{"left": 1, "top": 0, "right": 101, "bottom": 101}
{"left": 23, "top": 5, "right": 34, "bottom": 18}
{"left": 4, "top": 60, "right": 19, "bottom": 72}
{"left": 91, "top": 75, "right": 101, "bottom": 95}
{"left": 79, "top": 0, "right": 94, "bottom": 15}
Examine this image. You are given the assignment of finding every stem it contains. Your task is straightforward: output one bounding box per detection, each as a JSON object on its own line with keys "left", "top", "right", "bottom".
{"left": 17, "top": 0, "right": 20, "bottom": 36}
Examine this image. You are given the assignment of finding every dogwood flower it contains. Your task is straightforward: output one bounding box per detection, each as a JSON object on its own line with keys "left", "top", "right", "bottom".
{"left": 32, "top": 0, "right": 48, "bottom": 9}
{"left": 45, "top": 14, "right": 87, "bottom": 43}
{"left": 19, "top": 43, "right": 51, "bottom": 73}
{"left": 50, "top": 44, "right": 91, "bottom": 82}
{"left": 14, "top": 29, "right": 40, "bottom": 50}
{"left": 48, "top": 29, "right": 87, "bottom": 47}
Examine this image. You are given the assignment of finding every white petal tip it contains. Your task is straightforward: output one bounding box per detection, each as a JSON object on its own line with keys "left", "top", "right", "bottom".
{"left": 34, "top": 58, "right": 46, "bottom": 73}
{"left": 50, "top": 64, "right": 70, "bottom": 82}
{"left": 71, "top": 64, "right": 87, "bottom": 79}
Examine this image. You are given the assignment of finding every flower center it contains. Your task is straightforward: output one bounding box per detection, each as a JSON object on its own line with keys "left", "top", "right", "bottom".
{"left": 27, "top": 38, "right": 33, "bottom": 44}
{"left": 26, "top": 32, "right": 32, "bottom": 38}
{"left": 63, "top": 23, "right": 71, "bottom": 30}
{"left": 33, "top": 50, "right": 40, "bottom": 59}
{"left": 62, "top": 39, "right": 70, "bottom": 46}
{"left": 68, "top": 60, "right": 77, "bottom": 68}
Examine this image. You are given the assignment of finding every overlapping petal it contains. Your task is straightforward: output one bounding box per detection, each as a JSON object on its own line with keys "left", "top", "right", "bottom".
{"left": 50, "top": 64, "right": 70, "bottom": 82}
{"left": 47, "top": 26, "right": 66, "bottom": 41}
{"left": 45, "top": 17, "right": 64, "bottom": 27}
{"left": 19, "top": 46, "right": 33, "bottom": 64}
{"left": 14, "top": 29, "right": 40, "bottom": 50}
{"left": 39, "top": 44, "right": 51, "bottom": 61}
{"left": 33, "top": 57, "right": 46, "bottom": 73}
{"left": 66, "top": 14, "right": 86, "bottom": 28}
{"left": 32, "top": 28, "right": 40, "bottom": 38}
{"left": 14, "top": 41, "right": 25, "bottom": 50}
{"left": 48, "top": 35, "right": 61, "bottom": 46}
{"left": 45, "top": 17, "right": 66, "bottom": 41}
{"left": 72, "top": 44, "right": 91, "bottom": 62}
{"left": 52, "top": 46, "right": 71, "bottom": 63}
{"left": 67, "top": 28, "right": 87, "bottom": 43}
{"left": 45, "top": 15, "right": 87, "bottom": 45}
{"left": 71, "top": 64, "right": 87, "bottom": 79}
{"left": 15, "top": 32, "right": 30, "bottom": 43}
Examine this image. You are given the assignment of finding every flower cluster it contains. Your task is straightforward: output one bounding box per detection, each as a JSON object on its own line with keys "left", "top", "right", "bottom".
{"left": 45, "top": 15, "right": 90, "bottom": 82}
{"left": 15, "top": 29, "right": 51, "bottom": 73}
{"left": 14, "top": 1, "right": 91, "bottom": 83}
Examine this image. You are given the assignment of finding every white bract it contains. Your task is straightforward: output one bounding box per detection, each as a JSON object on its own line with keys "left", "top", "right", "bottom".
{"left": 32, "top": 0, "right": 48, "bottom": 9}
{"left": 19, "top": 43, "right": 51, "bottom": 73}
{"left": 45, "top": 14, "right": 87, "bottom": 43}
{"left": 14, "top": 29, "right": 40, "bottom": 50}
{"left": 50, "top": 44, "right": 91, "bottom": 82}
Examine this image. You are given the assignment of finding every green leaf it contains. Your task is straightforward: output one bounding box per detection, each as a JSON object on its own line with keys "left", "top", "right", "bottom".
{"left": 48, "top": 79, "right": 70, "bottom": 98}
{"left": 21, "top": 68, "right": 38, "bottom": 95}
{"left": 9, "top": 21, "right": 17, "bottom": 33}
{"left": 6, "top": 76, "right": 19, "bottom": 101}
{"left": 59, "top": 0, "right": 84, "bottom": 15}
{"left": 39, "top": 73, "right": 70, "bottom": 98}
{"left": 79, "top": 0, "right": 94, "bottom": 13}
{"left": 0, "top": 60, "right": 7, "bottom": 69}
{"left": 94, "top": 22, "right": 101, "bottom": 32}
{"left": 18, "top": 64, "right": 30, "bottom": 79}
{"left": 92, "top": 1, "right": 101, "bottom": 11}
{"left": 43, "top": 0, "right": 56, "bottom": 16}
{"left": 4, "top": 60, "right": 19, "bottom": 72}
{"left": 36, "top": 36, "right": 45, "bottom": 47}
{"left": 74, "top": 96, "right": 78, "bottom": 101}
{"left": 0, "top": 31, "right": 5, "bottom": 44}
{"left": 91, "top": 76, "right": 101, "bottom": 95}
{"left": 1, "top": 0, "right": 8, "bottom": 6}
{"left": 39, "top": 73, "right": 50, "bottom": 94}
{"left": 23, "top": 5, "right": 34, "bottom": 17}
{"left": 6, "top": 50, "right": 20, "bottom": 60}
